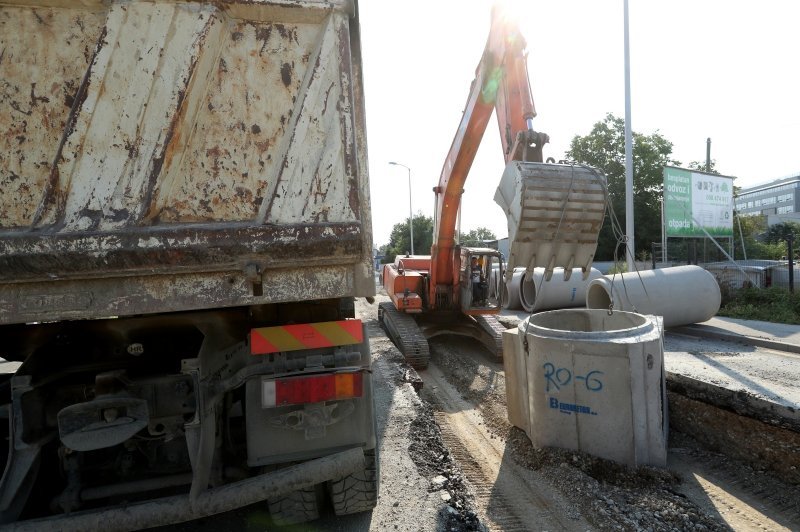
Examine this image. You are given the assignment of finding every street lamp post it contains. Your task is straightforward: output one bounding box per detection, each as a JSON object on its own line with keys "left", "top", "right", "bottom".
{"left": 389, "top": 161, "right": 414, "bottom": 255}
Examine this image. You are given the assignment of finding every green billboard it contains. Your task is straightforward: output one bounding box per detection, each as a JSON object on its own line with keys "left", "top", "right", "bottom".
{"left": 663, "top": 166, "right": 733, "bottom": 237}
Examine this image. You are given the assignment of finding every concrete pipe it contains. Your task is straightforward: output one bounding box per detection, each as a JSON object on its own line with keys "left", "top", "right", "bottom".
{"left": 519, "top": 267, "right": 603, "bottom": 313}
{"left": 489, "top": 266, "right": 501, "bottom": 301}
{"left": 585, "top": 265, "right": 721, "bottom": 327}
{"left": 507, "top": 309, "right": 667, "bottom": 467}
{"left": 503, "top": 269, "right": 526, "bottom": 310}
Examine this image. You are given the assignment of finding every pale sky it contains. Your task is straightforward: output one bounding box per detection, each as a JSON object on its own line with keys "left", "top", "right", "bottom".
{"left": 359, "top": 1, "right": 800, "bottom": 248}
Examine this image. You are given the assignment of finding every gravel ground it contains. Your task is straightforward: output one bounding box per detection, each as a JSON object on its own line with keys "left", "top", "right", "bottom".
{"left": 426, "top": 327, "right": 800, "bottom": 531}
{"left": 260, "top": 295, "right": 800, "bottom": 532}
{"left": 508, "top": 430, "right": 726, "bottom": 531}
{"left": 407, "top": 402, "right": 485, "bottom": 531}
{"left": 361, "top": 299, "right": 487, "bottom": 532}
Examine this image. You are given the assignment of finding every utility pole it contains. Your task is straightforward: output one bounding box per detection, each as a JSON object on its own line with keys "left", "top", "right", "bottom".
{"left": 623, "top": 0, "right": 635, "bottom": 271}
{"left": 389, "top": 161, "right": 414, "bottom": 255}
{"left": 788, "top": 234, "right": 795, "bottom": 293}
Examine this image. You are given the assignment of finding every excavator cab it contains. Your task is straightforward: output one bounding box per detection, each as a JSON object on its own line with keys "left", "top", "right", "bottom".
{"left": 459, "top": 248, "right": 504, "bottom": 313}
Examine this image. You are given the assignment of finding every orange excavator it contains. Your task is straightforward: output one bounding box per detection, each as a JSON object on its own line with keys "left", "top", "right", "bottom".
{"left": 380, "top": 6, "right": 607, "bottom": 368}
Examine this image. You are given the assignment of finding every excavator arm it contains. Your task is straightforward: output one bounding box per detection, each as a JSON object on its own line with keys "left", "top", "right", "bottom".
{"left": 380, "top": 5, "right": 607, "bottom": 368}
{"left": 430, "top": 6, "right": 551, "bottom": 308}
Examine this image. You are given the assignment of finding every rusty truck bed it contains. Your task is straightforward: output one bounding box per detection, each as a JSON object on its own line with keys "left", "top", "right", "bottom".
{"left": 0, "top": 0, "right": 374, "bottom": 325}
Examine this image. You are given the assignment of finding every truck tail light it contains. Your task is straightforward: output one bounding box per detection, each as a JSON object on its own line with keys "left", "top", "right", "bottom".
{"left": 262, "top": 372, "right": 363, "bottom": 408}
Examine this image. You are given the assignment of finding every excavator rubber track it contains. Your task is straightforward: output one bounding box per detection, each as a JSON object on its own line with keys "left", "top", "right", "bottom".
{"left": 378, "top": 302, "right": 430, "bottom": 369}
{"left": 473, "top": 314, "right": 506, "bottom": 361}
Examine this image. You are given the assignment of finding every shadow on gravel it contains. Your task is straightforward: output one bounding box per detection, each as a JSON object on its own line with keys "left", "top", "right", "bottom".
{"left": 506, "top": 427, "right": 731, "bottom": 531}
{"left": 685, "top": 349, "right": 781, "bottom": 401}
{"left": 407, "top": 404, "right": 484, "bottom": 531}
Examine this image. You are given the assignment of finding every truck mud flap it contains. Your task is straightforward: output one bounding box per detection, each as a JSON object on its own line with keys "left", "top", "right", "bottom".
{"left": 6, "top": 448, "right": 365, "bottom": 532}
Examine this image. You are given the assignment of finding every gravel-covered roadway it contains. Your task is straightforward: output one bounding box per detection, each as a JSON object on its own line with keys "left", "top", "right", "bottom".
{"left": 357, "top": 293, "right": 800, "bottom": 532}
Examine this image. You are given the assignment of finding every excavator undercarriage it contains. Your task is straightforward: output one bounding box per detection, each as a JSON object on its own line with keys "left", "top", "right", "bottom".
{"left": 378, "top": 302, "right": 431, "bottom": 369}
{"left": 378, "top": 303, "right": 506, "bottom": 369}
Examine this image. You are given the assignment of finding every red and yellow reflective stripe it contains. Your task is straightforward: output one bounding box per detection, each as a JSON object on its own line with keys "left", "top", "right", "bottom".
{"left": 250, "top": 319, "right": 363, "bottom": 355}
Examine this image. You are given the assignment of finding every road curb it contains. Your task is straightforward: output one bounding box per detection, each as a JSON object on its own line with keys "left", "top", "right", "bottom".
{"left": 671, "top": 325, "right": 800, "bottom": 355}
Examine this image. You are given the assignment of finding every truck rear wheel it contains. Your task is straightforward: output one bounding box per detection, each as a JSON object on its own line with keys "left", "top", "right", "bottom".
{"left": 327, "top": 447, "right": 379, "bottom": 516}
{"left": 0, "top": 374, "right": 11, "bottom": 480}
{"left": 268, "top": 485, "right": 321, "bottom": 526}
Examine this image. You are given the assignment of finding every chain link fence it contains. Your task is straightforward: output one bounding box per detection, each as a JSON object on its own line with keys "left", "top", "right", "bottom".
{"left": 650, "top": 237, "right": 798, "bottom": 300}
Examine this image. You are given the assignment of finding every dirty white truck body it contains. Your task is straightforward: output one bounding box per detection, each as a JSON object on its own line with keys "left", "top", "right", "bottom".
{"left": 0, "top": 0, "right": 376, "bottom": 528}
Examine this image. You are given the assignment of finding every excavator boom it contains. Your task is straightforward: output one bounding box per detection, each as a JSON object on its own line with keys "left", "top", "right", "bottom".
{"left": 381, "top": 5, "right": 607, "bottom": 368}
{"left": 430, "top": 5, "right": 547, "bottom": 308}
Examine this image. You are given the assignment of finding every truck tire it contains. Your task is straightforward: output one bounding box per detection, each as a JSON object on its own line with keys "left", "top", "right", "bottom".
{"left": 0, "top": 374, "right": 11, "bottom": 474}
{"left": 327, "top": 447, "right": 379, "bottom": 516}
{"left": 267, "top": 485, "right": 321, "bottom": 526}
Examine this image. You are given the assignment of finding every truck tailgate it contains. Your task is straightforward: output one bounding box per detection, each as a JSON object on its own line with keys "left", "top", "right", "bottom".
{"left": 0, "top": 0, "right": 374, "bottom": 324}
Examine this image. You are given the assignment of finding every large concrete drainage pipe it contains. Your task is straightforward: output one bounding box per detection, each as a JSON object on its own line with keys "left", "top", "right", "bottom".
{"left": 489, "top": 266, "right": 501, "bottom": 300}
{"left": 503, "top": 269, "right": 526, "bottom": 310}
{"left": 519, "top": 267, "right": 602, "bottom": 313}
{"left": 585, "top": 265, "right": 720, "bottom": 327}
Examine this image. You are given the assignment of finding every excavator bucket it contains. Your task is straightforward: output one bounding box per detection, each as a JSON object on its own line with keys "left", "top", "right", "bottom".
{"left": 494, "top": 162, "right": 607, "bottom": 281}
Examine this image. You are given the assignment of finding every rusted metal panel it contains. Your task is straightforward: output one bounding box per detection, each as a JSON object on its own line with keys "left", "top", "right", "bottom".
{"left": 0, "top": 221, "right": 363, "bottom": 280}
{"left": 0, "top": 0, "right": 374, "bottom": 324}
{"left": 0, "top": 5, "right": 106, "bottom": 227}
{"left": 156, "top": 12, "right": 357, "bottom": 225}
{"left": 0, "top": 263, "right": 357, "bottom": 325}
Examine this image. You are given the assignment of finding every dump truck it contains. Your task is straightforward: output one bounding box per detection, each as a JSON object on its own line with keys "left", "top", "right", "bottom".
{"left": 0, "top": 0, "right": 377, "bottom": 528}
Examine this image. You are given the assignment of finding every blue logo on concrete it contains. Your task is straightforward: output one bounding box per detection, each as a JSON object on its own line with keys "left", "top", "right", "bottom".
{"left": 548, "top": 397, "right": 597, "bottom": 416}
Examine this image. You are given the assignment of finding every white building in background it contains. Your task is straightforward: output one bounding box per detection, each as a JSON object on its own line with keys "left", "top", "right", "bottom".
{"left": 735, "top": 175, "right": 800, "bottom": 225}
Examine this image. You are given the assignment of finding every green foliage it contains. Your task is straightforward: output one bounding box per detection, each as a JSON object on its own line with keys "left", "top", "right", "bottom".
{"left": 733, "top": 213, "right": 765, "bottom": 235}
{"left": 382, "top": 214, "right": 434, "bottom": 263}
{"left": 764, "top": 221, "right": 800, "bottom": 245}
{"left": 733, "top": 214, "right": 787, "bottom": 260}
{"left": 687, "top": 160, "right": 720, "bottom": 174}
{"left": 566, "top": 114, "right": 677, "bottom": 261}
{"left": 718, "top": 287, "right": 800, "bottom": 324}
{"left": 747, "top": 241, "right": 787, "bottom": 260}
{"left": 460, "top": 227, "right": 497, "bottom": 246}
{"left": 606, "top": 261, "right": 628, "bottom": 275}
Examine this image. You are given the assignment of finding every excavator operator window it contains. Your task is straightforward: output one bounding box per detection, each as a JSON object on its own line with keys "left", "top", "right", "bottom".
{"left": 470, "top": 256, "right": 489, "bottom": 307}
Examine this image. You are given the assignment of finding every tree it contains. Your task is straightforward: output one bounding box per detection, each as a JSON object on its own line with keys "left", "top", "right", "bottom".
{"left": 376, "top": 243, "right": 389, "bottom": 259}
{"left": 382, "top": 214, "right": 434, "bottom": 264}
{"left": 764, "top": 221, "right": 800, "bottom": 245}
{"left": 733, "top": 214, "right": 785, "bottom": 260}
{"left": 567, "top": 113, "right": 677, "bottom": 261}
{"left": 687, "top": 160, "right": 720, "bottom": 174}
{"left": 460, "top": 227, "right": 496, "bottom": 246}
